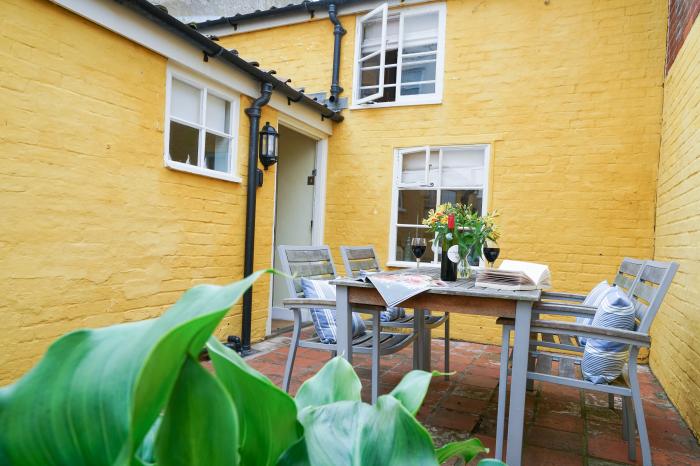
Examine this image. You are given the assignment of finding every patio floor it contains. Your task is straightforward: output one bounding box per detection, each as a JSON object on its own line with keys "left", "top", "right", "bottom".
{"left": 237, "top": 330, "right": 700, "bottom": 465}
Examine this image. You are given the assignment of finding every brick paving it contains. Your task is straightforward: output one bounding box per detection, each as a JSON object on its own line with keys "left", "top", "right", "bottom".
{"left": 235, "top": 330, "right": 700, "bottom": 465}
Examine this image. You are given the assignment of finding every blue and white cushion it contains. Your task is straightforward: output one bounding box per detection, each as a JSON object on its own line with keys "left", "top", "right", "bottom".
{"left": 300, "top": 278, "right": 366, "bottom": 344}
{"left": 581, "top": 287, "right": 636, "bottom": 384}
{"left": 577, "top": 280, "right": 613, "bottom": 345}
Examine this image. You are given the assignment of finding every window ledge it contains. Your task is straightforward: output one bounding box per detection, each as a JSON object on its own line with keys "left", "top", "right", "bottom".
{"left": 165, "top": 159, "right": 242, "bottom": 183}
{"left": 350, "top": 97, "right": 443, "bottom": 110}
{"left": 386, "top": 260, "right": 440, "bottom": 269}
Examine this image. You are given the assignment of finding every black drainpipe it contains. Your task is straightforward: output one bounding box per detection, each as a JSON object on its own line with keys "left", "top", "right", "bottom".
{"left": 241, "top": 82, "right": 274, "bottom": 354}
{"left": 327, "top": 2, "right": 346, "bottom": 110}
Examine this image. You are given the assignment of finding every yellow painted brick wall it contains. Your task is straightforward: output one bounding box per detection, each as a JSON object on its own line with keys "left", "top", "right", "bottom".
{"left": 0, "top": 0, "right": 276, "bottom": 383}
{"left": 223, "top": 0, "right": 667, "bottom": 343}
{"left": 651, "top": 18, "right": 700, "bottom": 438}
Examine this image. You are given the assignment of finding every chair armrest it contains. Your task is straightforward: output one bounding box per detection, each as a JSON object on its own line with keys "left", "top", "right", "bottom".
{"left": 282, "top": 298, "right": 336, "bottom": 309}
{"left": 533, "top": 302, "right": 597, "bottom": 318}
{"left": 530, "top": 319, "right": 650, "bottom": 347}
{"left": 541, "top": 291, "right": 586, "bottom": 303}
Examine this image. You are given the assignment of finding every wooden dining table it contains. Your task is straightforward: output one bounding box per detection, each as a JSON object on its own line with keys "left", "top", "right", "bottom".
{"left": 330, "top": 271, "right": 541, "bottom": 466}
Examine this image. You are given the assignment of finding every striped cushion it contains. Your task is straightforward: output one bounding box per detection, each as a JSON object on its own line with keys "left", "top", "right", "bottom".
{"left": 577, "top": 280, "right": 612, "bottom": 345}
{"left": 581, "top": 287, "right": 636, "bottom": 384}
{"left": 300, "top": 278, "right": 366, "bottom": 344}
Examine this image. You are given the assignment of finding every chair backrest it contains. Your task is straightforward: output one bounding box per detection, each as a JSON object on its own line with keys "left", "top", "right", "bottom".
{"left": 277, "top": 245, "right": 338, "bottom": 299}
{"left": 628, "top": 260, "right": 679, "bottom": 334}
{"left": 339, "top": 245, "right": 380, "bottom": 278}
{"left": 612, "top": 258, "right": 645, "bottom": 294}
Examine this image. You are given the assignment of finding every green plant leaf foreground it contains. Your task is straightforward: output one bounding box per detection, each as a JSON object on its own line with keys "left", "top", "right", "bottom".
{"left": 0, "top": 270, "right": 269, "bottom": 466}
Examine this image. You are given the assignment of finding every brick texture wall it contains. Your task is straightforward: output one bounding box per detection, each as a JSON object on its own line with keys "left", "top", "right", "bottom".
{"left": 652, "top": 17, "right": 700, "bottom": 438}
{"left": 666, "top": 0, "right": 700, "bottom": 73}
{"left": 223, "top": 0, "right": 667, "bottom": 344}
{"left": 0, "top": 0, "right": 277, "bottom": 384}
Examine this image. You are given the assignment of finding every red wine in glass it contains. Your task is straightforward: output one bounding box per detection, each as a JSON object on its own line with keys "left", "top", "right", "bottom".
{"left": 483, "top": 246, "right": 500, "bottom": 268}
{"left": 411, "top": 237, "right": 427, "bottom": 269}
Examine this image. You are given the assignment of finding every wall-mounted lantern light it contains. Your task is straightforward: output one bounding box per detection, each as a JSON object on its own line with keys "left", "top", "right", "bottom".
{"left": 258, "top": 122, "right": 278, "bottom": 170}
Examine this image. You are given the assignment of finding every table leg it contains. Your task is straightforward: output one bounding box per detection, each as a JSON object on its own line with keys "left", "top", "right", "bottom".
{"left": 335, "top": 284, "right": 353, "bottom": 364}
{"left": 506, "top": 300, "right": 533, "bottom": 466}
{"left": 422, "top": 310, "right": 432, "bottom": 372}
{"left": 413, "top": 308, "right": 423, "bottom": 370}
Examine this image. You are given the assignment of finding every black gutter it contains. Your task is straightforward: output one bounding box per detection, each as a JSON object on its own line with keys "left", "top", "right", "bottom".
{"left": 119, "top": 0, "right": 343, "bottom": 122}
{"left": 327, "top": 2, "right": 346, "bottom": 110}
{"left": 195, "top": 0, "right": 363, "bottom": 30}
{"left": 241, "top": 82, "right": 274, "bottom": 353}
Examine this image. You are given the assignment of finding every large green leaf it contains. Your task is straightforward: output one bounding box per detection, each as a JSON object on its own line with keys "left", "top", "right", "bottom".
{"left": 280, "top": 396, "right": 440, "bottom": 466}
{"left": 435, "top": 438, "right": 488, "bottom": 464}
{"left": 0, "top": 271, "right": 268, "bottom": 466}
{"left": 207, "top": 337, "right": 300, "bottom": 466}
{"left": 389, "top": 370, "right": 441, "bottom": 415}
{"left": 294, "top": 357, "right": 361, "bottom": 412}
{"left": 155, "top": 357, "right": 239, "bottom": 466}
{"left": 357, "top": 395, "right": 438, "bottom": 466}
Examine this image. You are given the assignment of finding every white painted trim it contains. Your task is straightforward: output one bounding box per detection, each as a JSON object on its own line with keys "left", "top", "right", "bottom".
{"left": 164, "top": 64, "right": 242, "bottom": 182}
{"left": 387, "top": 260, "right": 439, "bottom": 269}
{"left": 50, "top": 0, "right": 333, "bottom": 135}
{"left": 266, "top": 122, "right": 327, "bottom": 334}
{"left": 353, "top": 3, "right": 389, "bottom": 105}
{"left": 351, "top": 2, "right": 446, "bottom": 108}
{"left": 200, "top": 0, "right": 433, "bottom": 37}
{"left": 387, "top": 144, "right": 492, "bottom": 266}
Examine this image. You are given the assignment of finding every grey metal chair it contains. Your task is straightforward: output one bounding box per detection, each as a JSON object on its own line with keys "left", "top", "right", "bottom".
{"left": 339, "top": 245, "right": 450, "bottom": 376}
{"left": 278, "top": 245, "right": 416, "bottom": 403}
{"left": 495, "top": 260, "right": 679, "bottom": 465}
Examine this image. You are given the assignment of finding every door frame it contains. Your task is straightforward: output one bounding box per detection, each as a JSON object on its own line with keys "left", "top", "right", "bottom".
{"left": 266, "top": 115, "right": 328, "bottom": 335}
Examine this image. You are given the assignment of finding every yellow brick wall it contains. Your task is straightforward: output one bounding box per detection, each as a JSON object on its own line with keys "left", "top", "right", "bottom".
{"left": 0, "top": 0, "right": 276, "bottom": 383}
{"left": 651, "top": 18, "right": 700, "bottom": 438}
{"left": 223, "top": 0, "right": 667, "bottom": 343}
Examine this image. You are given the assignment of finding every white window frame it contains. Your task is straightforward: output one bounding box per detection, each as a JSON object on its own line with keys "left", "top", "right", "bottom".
{"left": 164, "top": 66, "right": 241, "bottom": 183}
{"left": 387, "top": 144, "right": 491, "bottom": 268}
{"left": 351, "top": 2, "right": 446, "bottom": 109}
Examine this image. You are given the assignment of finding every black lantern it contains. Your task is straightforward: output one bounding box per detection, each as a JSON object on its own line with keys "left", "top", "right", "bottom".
{"left": 258, "top": 122, "right": 278, "bottom": 170}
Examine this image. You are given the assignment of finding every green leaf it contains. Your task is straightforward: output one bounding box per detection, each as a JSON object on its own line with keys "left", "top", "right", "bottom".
{"left": 284, "top": 400, "right": 371, "bottom": 466}
{"left": 435, "top": 438, "right": 488, "bottom": 464}
{"left": 155, "top": 357, "right": 239, "bottom": 466}
{"left": 207, "top": 337, "right": 300, "bottom": 466}
{"left": 294, "top": 357, "right": 361, "bottom": 412}
{"left": 389, "top": 370, "right": 441, "bottom": 415}
{"left": 281, "top": 395, "right": 440, "bottom": 466}
{"left": 135, "top": 416, "right": 161, "bottom": 465}
{"left": 0, "top": 270, "right": 268, "bottom": 466}
{"left": 358, "top": 395, "right": 438, "bottom": 466}
{"left": 477, "top": 459, "right": 507, "bottom": 466}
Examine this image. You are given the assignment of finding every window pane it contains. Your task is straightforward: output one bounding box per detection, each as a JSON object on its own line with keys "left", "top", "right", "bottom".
{"left": 204, "top": 133, "right": 230, "bottom": 172}
{"left": 395, "top": 227, "right": 435, "bottom": 263}
{"left": 171, "top": 79, "right": 201, "bottom": 124}
{"left": 206, "top": 93, "right": 230, "bottom": 134}
{"left": 403, "top": 12, "right": 439, "bottom": 45}
{"left": 401, "top": 149, "right": 426, "bottom": 185}
{"left": 169, "top": 121, "right": 199, "bottom": 166}
{"left": 397, "top": 189, "right": 436, "bottom": 225}
{"left": 360, "top": 87, "right": 380, "bottom": 99}
{"left": 441, "top": 147, "right": 485, "bottom": 186}
{"left": 400, "top": 61, "right": 436, "bottom": 84}
{"left": 401, "top": 82, "right": 435, "bottom": 96}
{"left": 440, "top": 190, "right": 483, "bottom": 215}
{"left": 360, "top": 68, "right": 381, "bottom": 87}
{"left": 403, "top": 43, "right": 438, "bottom": 55}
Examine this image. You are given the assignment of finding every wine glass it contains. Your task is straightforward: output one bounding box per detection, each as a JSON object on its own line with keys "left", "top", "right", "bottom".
{"left": 483, "top": 239, "right": 500, "bottom": 268}
{"left": 411, "top": 237, "right": 427, "bottom": 269}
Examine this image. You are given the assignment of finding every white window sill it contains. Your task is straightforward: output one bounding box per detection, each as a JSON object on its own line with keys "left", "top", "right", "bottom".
{"left": 350, "top": 97, "right": 442, "bottom": 110}
{"left": 387, "top": 260, "right": 440, "bottom": 269}
{"left": 165, "top": 160, "right": 242, "bottom": 183}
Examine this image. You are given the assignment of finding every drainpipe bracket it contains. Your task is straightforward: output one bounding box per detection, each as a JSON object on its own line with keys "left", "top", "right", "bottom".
{"left": 307, "top": 91, "right": 327, "bottom": 103}
{"left": 327, "top": 97, "right": 348, "bottom": 111}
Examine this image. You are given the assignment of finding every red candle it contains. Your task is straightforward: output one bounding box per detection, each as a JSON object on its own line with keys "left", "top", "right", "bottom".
{"left": 447, "top": 214, "right": 455, "bottom": 229}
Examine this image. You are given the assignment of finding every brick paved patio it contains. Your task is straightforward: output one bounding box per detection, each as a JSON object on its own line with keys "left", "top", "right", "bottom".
{"left": 237, "top": 331, "right": 700, "bottom": 465}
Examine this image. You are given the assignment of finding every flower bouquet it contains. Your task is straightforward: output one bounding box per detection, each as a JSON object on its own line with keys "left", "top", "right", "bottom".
{"left": 422, "top": 203, "right": 500, "bottom": 280}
